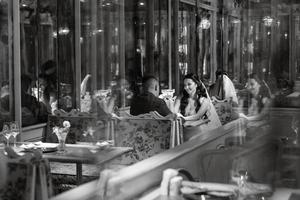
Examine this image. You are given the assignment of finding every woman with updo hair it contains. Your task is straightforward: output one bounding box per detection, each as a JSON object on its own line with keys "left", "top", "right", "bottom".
{"left": 175, "top": 73, "right": 221, "bottom": 141}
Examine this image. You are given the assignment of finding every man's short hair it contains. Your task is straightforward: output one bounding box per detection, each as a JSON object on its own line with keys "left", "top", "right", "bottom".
{"left": 142, "top": 75, "right": 158, "bottom": 91}
{"left": 215, "top": 68, "right": 227, "bottom": 78}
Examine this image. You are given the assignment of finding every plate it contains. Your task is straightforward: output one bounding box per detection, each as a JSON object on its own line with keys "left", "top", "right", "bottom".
{"left": 20, "top": 143, "right": 58, "bottom": 153}
{"left": 207, "top": 191, "right": 235, "bottom": 197}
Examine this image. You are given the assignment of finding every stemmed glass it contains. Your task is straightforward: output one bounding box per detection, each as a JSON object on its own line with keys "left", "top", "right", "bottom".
{"left": 2, "top": 122, "right": 12, "bottom": 146}
{"left": 10, "top": 121, "right": 20, "bottom": 147}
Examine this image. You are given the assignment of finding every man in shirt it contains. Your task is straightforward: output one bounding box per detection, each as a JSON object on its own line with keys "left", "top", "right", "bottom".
{"left": 130, "top": 75, "right": 172, "bottom": 116}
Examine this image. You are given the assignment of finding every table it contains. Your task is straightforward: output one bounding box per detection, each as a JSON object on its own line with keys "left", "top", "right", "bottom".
{"left": 44, "top": 144, "right": 132, "bottom": 184}
{"left": 18, "top": 143, "right": 132, "bottom": 185}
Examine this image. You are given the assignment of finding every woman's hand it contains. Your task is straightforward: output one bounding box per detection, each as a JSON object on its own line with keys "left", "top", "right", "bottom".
{"left": 176, "top": 112, "right": 184, "bottom": 119}
{"left": 176, "top": 113, "right": 186, "bottom": 123}
{"left": 239, "top": 113, "right": 249, "bottom": 120}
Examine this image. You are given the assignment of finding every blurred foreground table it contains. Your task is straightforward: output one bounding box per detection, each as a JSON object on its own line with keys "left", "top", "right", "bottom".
{"left": 18, "top": 143, "right": 132, "bottom": 185}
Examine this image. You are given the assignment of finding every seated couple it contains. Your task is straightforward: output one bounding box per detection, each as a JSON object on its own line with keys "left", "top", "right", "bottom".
{"left": 130, "top": 74, "right": 222, "bottom": 141}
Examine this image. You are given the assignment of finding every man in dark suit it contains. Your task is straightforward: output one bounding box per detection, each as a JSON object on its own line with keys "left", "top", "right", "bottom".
{"left": 130, "top": 75, "right": 172, "bottom": 116}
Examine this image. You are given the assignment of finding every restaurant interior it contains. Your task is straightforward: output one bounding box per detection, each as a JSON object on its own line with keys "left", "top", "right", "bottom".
{"left": 0, "top": 0, "right": 300, "bottom": 199}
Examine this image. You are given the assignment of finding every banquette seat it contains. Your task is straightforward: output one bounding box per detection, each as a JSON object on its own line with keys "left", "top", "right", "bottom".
{"left": 111, "top": 112, "right": 183, "bottom": 165}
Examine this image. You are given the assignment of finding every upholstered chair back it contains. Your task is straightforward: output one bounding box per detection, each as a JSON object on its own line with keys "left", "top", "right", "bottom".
{"left": 0, "top": 149, "right": 53, "bottom": 200}
{"left": 112, "top": 112, "right": 182, "bottom": 165}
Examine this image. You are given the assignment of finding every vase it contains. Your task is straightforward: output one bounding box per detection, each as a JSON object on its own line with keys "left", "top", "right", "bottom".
{"left": 55, "top": 131, "right": 69, "bottom": 153}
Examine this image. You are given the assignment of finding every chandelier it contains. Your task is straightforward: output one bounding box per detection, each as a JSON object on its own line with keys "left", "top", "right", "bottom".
{"left": 199, "top": 18, "right": 211, "bottom": 29}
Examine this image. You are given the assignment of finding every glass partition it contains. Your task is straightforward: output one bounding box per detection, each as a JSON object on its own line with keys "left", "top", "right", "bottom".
{"left": 154, "top": 0, "right": 170, "bottom": 90}
{"left": 227, "top": 16, "right": 241, "bottom": 81}
{"left": 57, "top": 1, "right": 75, "bottom": 111}
{"left": 80, "top": 0, "right": 171, "bottom": 109}
{"left": 80, "top": 0, "right": 123, "bottom": 108}
{"left": 19, "top": 0, "right": 60, "bottom": 126}
{"left": 178, "top": 2, "right": 197, "bottom": 77}
{"left": 295, "top": 15, "right": 300, "bottom": 80}
{"left": 124, "top": 0, "right": 147, "bottom": 100}
{"left": 0, "top": 0, "right": 14, "bottom": 129}
{"left": 197, "top": 7, "right": 212, "bottom": 83}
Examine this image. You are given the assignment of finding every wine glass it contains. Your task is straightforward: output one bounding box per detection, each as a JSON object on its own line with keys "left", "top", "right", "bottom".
{"left": 2, "top": 122, "right": 12, "bottom": 146}
{"left": 10, "top": 121, "right": 20, "bottom": 147}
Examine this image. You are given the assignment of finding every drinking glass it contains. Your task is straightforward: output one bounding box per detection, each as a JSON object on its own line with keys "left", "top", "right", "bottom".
{"left": 238, "top": 170, "right": 249, "bottom": 188}
{"left": 10, "top": 121, "right": 20, "bottom": 147}
{"left": 2, "top": 122, "right": 11, "bottom": 146}
{"left": 161, "top": 89, "right": 175, "bottom": 99}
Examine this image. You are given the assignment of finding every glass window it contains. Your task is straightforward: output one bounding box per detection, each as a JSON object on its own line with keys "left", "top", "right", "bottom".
{"left": 57, "top": 1, "right": 74, "bottom": 111}
{"left": 19, "top": 0, "right": 59, "bottom": 126}
{"left": 178, "top": 2, "right": 197, "bottom": 77}
{"left": 227, "top": 16, "right": 241, "bottom": 81}
{"left": 80, "top": 0, "right": 124, "bottom": 108}
{"left": 197, "top": 8, "right": 212, "bottom": 83}
{"left": 154, "top": 0, "right": 170, "bottom": 90}
{"left": 124, "top": 0, "right": 147, "bottom": 100}
{"left": 0, "top": 0, "right": 14, "bottom": 129}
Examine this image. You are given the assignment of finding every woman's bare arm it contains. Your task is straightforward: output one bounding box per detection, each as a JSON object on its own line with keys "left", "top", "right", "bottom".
{"left": 183, "top": 97, "right": 210, "bottom": 121}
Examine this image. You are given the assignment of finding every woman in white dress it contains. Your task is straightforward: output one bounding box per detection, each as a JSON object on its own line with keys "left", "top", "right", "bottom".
{"left": 175, "top": 73, "right": 221, "bottom": 141}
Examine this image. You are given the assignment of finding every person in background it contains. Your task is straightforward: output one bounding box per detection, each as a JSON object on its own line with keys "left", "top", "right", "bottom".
{"left": 175, "top": 73, "right": 221, "bottom": 140}
{"left": 239, "top": 73, "right": 272, "bottom": 122}
{"left": 21, "top": 74, "right": 49, "bottom": 126}
{"left": 0, "top": 81, "right": 10, "bottom": 111}
{"left": 130, "top": 75, "right": 172, "bottom": 116}
{"left": 111, "top": 78, "right": 134, "bottom": 108}
{"left": 38, "top": 60, "right": 57, "bottom": 113}
{"left": 0, "top": 81, "right": 9, "bottom": 98}
{"left": 209, "top": 69, "right": 238, "bottom": 106}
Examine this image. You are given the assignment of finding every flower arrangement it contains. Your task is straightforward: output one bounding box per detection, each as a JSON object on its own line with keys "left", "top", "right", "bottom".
{"left": 52, "top": 120, "right": 71, "bottom": 142}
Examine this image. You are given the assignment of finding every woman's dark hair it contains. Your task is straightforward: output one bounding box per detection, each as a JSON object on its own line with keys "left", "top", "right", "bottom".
{"left": 180, "top": 73, "right": 207, "bottom": 116}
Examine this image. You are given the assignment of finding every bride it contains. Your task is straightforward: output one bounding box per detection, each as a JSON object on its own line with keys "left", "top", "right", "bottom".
{"left": 175, "top": 73, "right": 221, "bottom": 141}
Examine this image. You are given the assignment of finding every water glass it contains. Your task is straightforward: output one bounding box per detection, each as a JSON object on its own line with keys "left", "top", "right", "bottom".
{"left": 238, "top": 170, "right": 249, "bottom": 188}
{"left": 2, "top": 122, "right": 11, "bottom": 146}
{"left": 10, "top": 121, "right": 20, "bottom": 147}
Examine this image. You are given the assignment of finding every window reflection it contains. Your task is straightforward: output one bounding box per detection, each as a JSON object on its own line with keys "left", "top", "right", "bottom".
{"left": 178, "top": 3, "right": 196, "bottom": 76}
{"left": 197, "top": 8, "right": 211, "bottom": 82}
{"left": 0, "top": 1, "right": 13, "bottom": 130}
{"left": 19, "top": 0, "right": 59, "bottom": 126}
{"left": 227, "top": 16, "right": 241, "bottom": 82}
{"left": 80, "top": 0, "right": 123, "bottom": 108}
